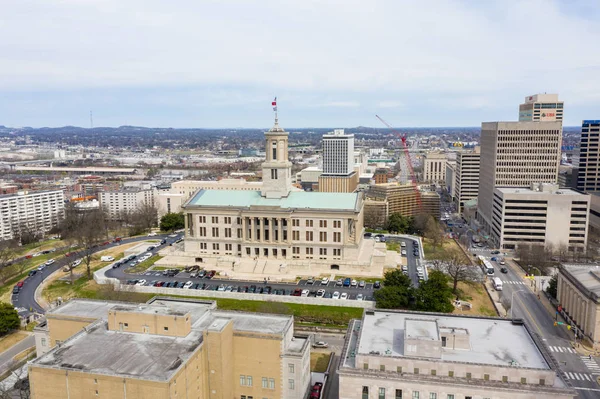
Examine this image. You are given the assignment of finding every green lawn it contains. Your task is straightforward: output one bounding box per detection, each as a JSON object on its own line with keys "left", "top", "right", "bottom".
{"left": 311, "top": 353, "right": 331, "bottom": 372}
{"left": 124, "top": 256, "right": 164, "bottom": 274}
{"left": 386, "top": 242, "right": 400, "bottom": 252}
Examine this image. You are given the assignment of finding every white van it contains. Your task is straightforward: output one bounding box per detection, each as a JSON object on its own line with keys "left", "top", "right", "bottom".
{"left": 101, "top": 256, "right": 115, "bottom": 262}
{"left": 492, "top": 277, "right": 503, "bottom": 291}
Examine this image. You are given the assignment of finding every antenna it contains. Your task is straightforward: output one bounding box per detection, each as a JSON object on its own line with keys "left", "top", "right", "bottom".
{"left": 90, "top": 110, "right": 93, "bottom": 129}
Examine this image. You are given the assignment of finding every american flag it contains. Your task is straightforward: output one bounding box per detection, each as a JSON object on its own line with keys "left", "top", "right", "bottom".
{"left": 272, "top": 97, "right": 277, "bottom": 111}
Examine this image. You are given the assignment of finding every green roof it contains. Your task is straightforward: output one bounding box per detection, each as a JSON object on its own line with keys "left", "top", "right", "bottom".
{"left": 186, "top": 190, "right": 360, "bottom": 211}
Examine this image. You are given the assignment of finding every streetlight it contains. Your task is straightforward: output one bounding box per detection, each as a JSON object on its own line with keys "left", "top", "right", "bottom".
{"left": 510, "top": 289, "right": 526, "bottom": 319}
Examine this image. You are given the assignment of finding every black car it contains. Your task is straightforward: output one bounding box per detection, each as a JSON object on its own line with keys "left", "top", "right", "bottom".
{"left": 500, "top": 267, "right": 508, "bottom": 274}
{"left": 28, "top": 270, "right": 37, "bottom": 277}
{"left": 12, "top": 286, "right": 20, "bottom": 294}
{"left": 249, "top": 285, "right": 256, "bottom": 293}
{"left": 374, "top": 281, "right": 381, "bottom": 289}
{"left": 491, "top": 250, "right": 501, "bottom": 255}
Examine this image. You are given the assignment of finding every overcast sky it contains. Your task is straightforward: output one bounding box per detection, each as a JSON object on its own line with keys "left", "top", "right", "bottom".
{"left": 1, "top": 0, "right": 599, "bottom": 128}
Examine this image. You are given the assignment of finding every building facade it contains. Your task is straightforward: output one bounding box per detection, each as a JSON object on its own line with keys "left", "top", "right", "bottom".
{"left": 557, "top": 264, "right": 600, "bottom": 349}
{"left": 366, "top": 183, "right": 440, "bottom": 220}
{"left": 0, "top": 189, "right": 65, "bottom": 241}
{"left": 339, "top": 309, "right": 574, "bottom": 399}
{"left": 422, "top": 152, "right": 447, "bottom": 183}
{"left": 182, "top": 120, "right": 365, "bottom": 264}
{"left": 30, "top": 297, "right": 310, "bottom": 399}
{"left": 577, "top": 120, "right": 600, "bottom": 192}
{"left": 518, "top": 93, "right": 564, "bottom": 122}
{"left": 477, "top": 121, "right": 562, "bottom": 233}
{"left": 491, "top": 183, "right": 589, "bottom": 250}
{"left": 320, "top": 129, "right": 357, "bottom": 193}
{"left": 454, "top": 147, "right": 480, "bottom": 212}
{"left": 99, "top": 188, "right": 156, "bottom": 219}
{"left": 445, "top": 161, "right": 456, "bottom": 199}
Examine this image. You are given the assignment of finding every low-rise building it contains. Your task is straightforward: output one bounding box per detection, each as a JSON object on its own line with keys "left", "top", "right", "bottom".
{"left": 491, "top": 183, "right": 589, "bottom": 250}
{"left": 556, "top": 264, "right": 600, "bottom": 349}
{"left": 31, "top": 297, "right": 310, "bottom": 399}
{"left": 0, "top": 189, "right": 65, "bottom": 241}
{"left": 339, "top": 309, "right": 574, "bottom": 399}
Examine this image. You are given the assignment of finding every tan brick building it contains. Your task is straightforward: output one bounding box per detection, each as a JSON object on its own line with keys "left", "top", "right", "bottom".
{"left": 557, "top": 264, "right": 600, "bottom": 349}
{"left": 365, "top": 183, "right": 440, "bottom": 221}
{"left": 30, "top": 297, "right": 310, "bottom": 399}
{"left": 338, "top": 309, "right": 574, "bottom": 399}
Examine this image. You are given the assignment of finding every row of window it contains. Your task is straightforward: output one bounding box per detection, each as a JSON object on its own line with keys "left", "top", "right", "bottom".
{"left": 240, "top": 375, "right": 276, "bottom": 389}
{"left": 363, "top": 387, "right": 488, "bottom": 399}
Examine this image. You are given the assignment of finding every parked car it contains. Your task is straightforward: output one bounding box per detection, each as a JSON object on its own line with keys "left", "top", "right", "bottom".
{"left": 374, "top": 281, "right": 381, "bottom": 289}
{"left": 292, "top": 289, "right": 302, "bottom": 296}
{"left": 114, "top": 237, "right": 122, "bottom": 243}
{"left": 12, "top": 286, "right": 20, "bottom": 294}
{"left": 28, "top": 270, "right": 37, "bottom": 277}
{"left": 183, "top": 281, "right": 194, "bottom": 289}
{"left": 351, "top": 279, "right": 357, "bottom": 287}
{"left": 491, "top": 250, "right": 500, "bottom": 255}
{"left": 311, "top": 382, "right": 324, "bottom": 399}
{"left": 301, "top": 289, "right": 309, "bottom": 297}
{"left": 147, "top": 232, "right": 157, "bottom": 237}
{"left": 321, "top": 277, "right": 329, "bottom": 285}
{"left": 306, "top": 277, "right": 315, "bottom": 285}
{"left": 343, "top": 278, "right": 351, "bottom": 287}
{"left": 312, "top": 341, "right": 328, "bottom": 348}
{"left": 316, "top": 289, "right": 325, "bottom": 297}
{"left": 45, "top": 259, "right": 55, "bottom": 266}
{"left": 217, "top": 284, "right": 226, "bottom": 291}
{"left": 336, "top": 278, "right": 343, "bottom": 286}
{"left": 356, "top": 293, "right": 364, "bottom": 301}
{"left": 332, "top": 291, "right": 340, "bottom": 299}
{"left": 135, "top": 279, "right": 147, "bottom": 286}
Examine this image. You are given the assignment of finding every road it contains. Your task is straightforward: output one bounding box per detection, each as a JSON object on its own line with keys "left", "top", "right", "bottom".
{"left": 11, "top": 233, "right": 178, "bottom": 314}
{"left": 384, "top": 235, "right": 423, "bottom": 287}
{"left": 0, "top": 335, "right": 35, "bottom": 375}
{"left": 485, "top": 256, "right": 600, "bottom": 397}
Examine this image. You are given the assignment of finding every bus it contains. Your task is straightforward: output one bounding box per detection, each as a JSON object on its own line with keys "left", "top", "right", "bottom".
{"left": 482, "top": 259, "right": 495, "bottom": 276}
{"left": 492, "top": 277, "right": 503, "bottom": 291}
{"left": 472, "top": 236, "right": 481, "bottom": 244}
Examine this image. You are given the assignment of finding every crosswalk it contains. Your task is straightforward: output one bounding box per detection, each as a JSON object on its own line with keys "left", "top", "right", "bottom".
{"left": 564, "top": 372, "right": 596, "bottom": 381}
{"left": 502, "top": 280, "right": 526, "bottom": 285}
{"left": 581, "top": 356, "right": 600, "bottom": 374}
{"left": 548, "top": 346, "right": 576, "bottom": 353}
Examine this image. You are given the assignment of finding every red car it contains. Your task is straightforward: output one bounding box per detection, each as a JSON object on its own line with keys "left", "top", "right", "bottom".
{"left": 25, "top": 255, "right": 33, "bottom": 259}
{"left": 310, "top": 383, "right": 323, "bottom": 399}
{"left": 292, "top": 289, "right": 302, "bottom": 297}
{"left": 16, "top": 281, "right": 24, "bottom": 288}
{"left": 114, "top": 237, "right": 122, "bottom": 243}
{"left": 102, "top": 241, "right": 110, "bottom": 246}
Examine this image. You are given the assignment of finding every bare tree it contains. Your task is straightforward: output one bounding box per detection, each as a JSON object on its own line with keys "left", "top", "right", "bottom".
{"left": 430, "top": 249, "right": 481, "bottom": 294}
{"left": 424, "top": 217, "right": 443, "bottom": 248}
{"left": 557, "top": 243, "right": 569, "bottom": 262}
{"left": 500, "top": 293, "right": 512, "bottom": 316}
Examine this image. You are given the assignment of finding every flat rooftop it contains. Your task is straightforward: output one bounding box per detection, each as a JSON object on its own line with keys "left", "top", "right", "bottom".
{"left": 197, "top": 310, "right": 292, "bottom": 335}
{"left": 496, "top": 187, "right": 585, "bottom": 196}
{"left": 358, "top": 311, "right": 549, "bottom": 369}
{"left": 186, "top": 189, "right": 360, "bottom": 211}
{"left": 562, "top": 264, "right": 600, "bottom": 297}
{"left": 33, "top": 321, "right": 203, "bottom": 381}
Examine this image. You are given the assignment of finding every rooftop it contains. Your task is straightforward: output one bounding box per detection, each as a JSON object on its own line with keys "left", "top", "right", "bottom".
{"left": 496, "top": 187, "right": 585, "bottom": 196}
{"left": 186, "top": 189, "right": 360, "bottom": 212}
{"left": 562, "top": 264, "right": 600, "bottom": 298}
{"left": 357, "top": 310, "right": 549, "bottom": 369}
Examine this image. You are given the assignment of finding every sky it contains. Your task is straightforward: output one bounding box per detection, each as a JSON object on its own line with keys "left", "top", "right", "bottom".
{"left": 1, "top": 0, "right": 600, "bottom": 128}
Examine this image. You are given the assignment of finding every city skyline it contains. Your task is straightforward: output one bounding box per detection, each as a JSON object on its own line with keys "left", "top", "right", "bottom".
{"left": 1, "top": 1, "right": 600, "bottom": 128}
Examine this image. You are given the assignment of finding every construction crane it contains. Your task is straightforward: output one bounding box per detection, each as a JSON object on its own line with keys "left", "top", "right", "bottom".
{"left": 375, "top": 115, "right": 423, "bottom": 210}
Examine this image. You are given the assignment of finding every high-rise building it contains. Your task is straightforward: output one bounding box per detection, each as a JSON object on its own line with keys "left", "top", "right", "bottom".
{"left": 99, "top": 188, "right": 156, "bottom": 219}
{"left": 477, "top": 121, "right": 562, "bottom": 233}
{"left": 319, "top": 129, "right": 357, "bottom": 192}
{"left": 577, "top": 120, "right": 600, "bottom": 192}
{"left": 422, "top": 152, "right": 447, "bottom": 183}
{"left": 454, "top": 147, "right": 480, "bottom": 212}
{"left": 518, "top": 94, "right": 564, "bottom": 122}
{"left": 0, "top": 189, "right": 65, "bottom": 241}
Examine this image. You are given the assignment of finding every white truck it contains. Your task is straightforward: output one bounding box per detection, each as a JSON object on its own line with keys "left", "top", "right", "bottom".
{"left": 101, "top": 256, "right": 115, "bottom": 262}
{"left": 492, "top": 277, "right": 503, "bottom": 291}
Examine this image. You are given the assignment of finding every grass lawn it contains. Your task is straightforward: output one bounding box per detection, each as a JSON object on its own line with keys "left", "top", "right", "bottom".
{"left": 124, "top": 256, "right": 164, "bottom": 274}
{"left": 16, "top": 239, "right": 62, "bottom": 257}
{"left": 150, "top": 266, "right": 182, "bottom": 271}
{"left": 13, "top": 346, "right": 35, "bottom": 362}
{"left": 386, "top": 242, "right": 400, "bottom": 252}
{"left": 333, "top": 275, "right": 380, "bottom": 283}
{"left": 423, "top": 238, "right": 470, "bottom": 263}
{"left": 310, "top": 353, "right": 331, "bottom": 372}
{"left": 453, "top": 281, "right": 497, "bottom": 317}
{"left": 0, "top": 331, "right": 29, "bottom": 353}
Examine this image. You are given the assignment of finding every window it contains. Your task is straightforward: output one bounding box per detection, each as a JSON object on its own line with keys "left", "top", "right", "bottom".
{"left": 448, "top": 371, "right": 454, "bottom": 377}
{"left": 379, "top": 387, "right": 385, "bottom": 399}
{"left": 539, "top": 378, "right": 545, "bottom": 386}
{"left": 269, "top": 378, "right": 275, "bottom": 389}
{"left": 225, "top": 217, "right": 231, "bottom": 224}
{"left": 41, "top": 338, "right": 46, "bottom": 346}
{"left": 430, "top": 369, "right": 436, "bottom": 376}
{"left": 414, "top": 368, "right": 419, "bottom": 374}
{"left": 213, "top": 243, "right": 219, "bottom": 250}
{"left": 520, "top": 377, "right": 526, "bottom": 384}
{"left": 334, "top": 220, "right": 341, "bottom": 228}
{"left": 333, "top": 232, "right": 341, "bottom": 242}
{"left": 446, "top": 395, "right": 454, "bottom": 399}
{"left": 292, "top": 219, "right": 299, "bottom": 227}
{"left": 502, "top": 375, "right": 508, "bottom": 382}
{"left": 412, "top": 393, "right": 419, "bottom": 399}
{"left": 271, "top": 169, "right": 278, "bottom": 179}
{"left": 319, "top": 248, "right": 327, "bottom": 256}
{"left": 441, "top": 336, "right": 446, "bottom": 347}
{"left": 306, "top": 220, "right": 313, "bottom": 227}
{"left": 288, "top": 379, "right": 295, "bottom": 390}
{"left": 212, "top": 227, "right": 219, "bottom": 237}
{"left": 225, "top": 228, "right": 232, "bottom": 237}
{"left": 319, "top": 232, "right": 327, "bottom": 242}
{"left": 333, "top": 248, "right": 341, "bottom": 256}
{"left": 380, "top": 365, "right": 385, "bottom": 371}
{"left": 289, "top": 364, "right": 295, "bottom": 373}
{"left": 429, "top": 394, "right": 436, "bottom": 399}
{"left": 466, "top": 372, "right": 471, "bottom": 379}
{"left": 247, "top": 376, "right": 253, "bottom": 386}
{"left": 362, "top": 386, "right": 369, "bottom": 399}
{"left": 306, "top": 231, "right": 313, "bottom": 241}
{"left": 483, "top": 374, "right": 489, "bottom": 381}
{"left": 199, "top": 216, "right": 206, "bottom": 223}
{"left": 240, "top": 375, "right": 246, "bottom": 386}
{"left": 225, "top": 244, "right": 232, "bottom": 251}
{"left": 293, "top": 231, "right": 299, "bottom": 240}
{"left": 363, "top": 363, "right": 369, "bottom": 370}
{"left": 320, "top": 220, "right": 327, "bottom": 228}
{"left": 212, "top": 216, "right": 218, "bottom": 223}
{"left": 396, "top": 366, "right": 402, "bottom": 373}
{"left": 395, "top": 389, "right": 402, "bottom": 399}
{"left": 200, "top": 227, "right": 206, "bottom": 236}
{"left": 164, "top": 327, "right": 168, "bottom": 331}
{"left": 262, "top": 378, "right": 268, "bottom": 388}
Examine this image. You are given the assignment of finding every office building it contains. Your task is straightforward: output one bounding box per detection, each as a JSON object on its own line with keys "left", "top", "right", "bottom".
{"left": 0, "top": 190, "right": 65, "bottom": 241}
{"left": 366, "top": 183, "right": 440, "bottom": 221}
{"left": 445, "top": 161, "right": 456, "bottom": 199}
{"left": 181, "top": 118, "right": 368, "bottom": 270}
{"left": 556, "top": 264, "right": 600, "bottom": 349}
{"left": 99, "top": 188, "right": 156, "bottom": 219}
{"left": 558, "top": 165, "right": 579, "bottom": 190}
{"left": 577, "top": 120, "right": 600, "bottom": 192}
{"left": 422, "top": 152, "right": 447, "bottom": 183}
{"left": 319, "top": 129, "right": 357, "bottom": 193}
{"left": 491, "top": 183, "right": 589, "bottom": 250}
{"left": 477, "top": 121, "right": 562, "bottom": 233}
{"left": 31, "top": 297, "right": 310, "bottom": 399}
{"left": 339, "top": 309, "right": 574, "bottom": 399}
{"left": 518, "top": 93, "right": 564, "bottom": 122}
{"left": 454, "top": 147, "right": 480, "bottom": 212}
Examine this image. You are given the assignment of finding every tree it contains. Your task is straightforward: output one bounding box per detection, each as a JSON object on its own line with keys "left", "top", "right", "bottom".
{"left": 374, "top": 286, "right": 412, "bottom": 309}
{"left": 414, "top": 270, "right": 454, "bottom": 313}
{"left": 130, "top": 200, "right": 158, "bottom": 234}
{"left": 385, "top": 213, "right": 411, "bottom": 234}
{"left": 0, "top": 302, "right": 20, "bottom": 335}
{"left": 546, "top": 274, "right": 558, "bottom": 299}
{"left": 383, "top": 269, "right": 412, "bottom": 289}
{"left": 424, "top": 217, "right": 443, "bottom": 248}
{"left": 160, "top": 212, "right": 185, "bottom": 232}
{"left": 430, "top": 249, "right": 480, "bottom": 294}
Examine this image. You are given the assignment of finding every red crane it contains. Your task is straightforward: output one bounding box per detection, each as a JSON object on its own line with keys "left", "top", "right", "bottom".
{"left": 375, "top": 115, "right": 423, "bottom": 210}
